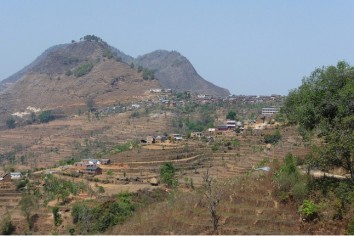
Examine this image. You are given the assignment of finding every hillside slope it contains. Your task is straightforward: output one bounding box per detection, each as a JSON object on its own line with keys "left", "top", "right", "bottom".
{"left": 0, "top": 40, "right": 159, "bottom": 121}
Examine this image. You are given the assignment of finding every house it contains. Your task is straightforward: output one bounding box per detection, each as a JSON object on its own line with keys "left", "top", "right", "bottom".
{"left": 261, "top": 107, "right": 280, "bottom": 116}
{"left": 171, "top": 134, "right": 183, "bottom": 141}
{"left": 85, "top": 166, "right": 102, "bottom": 175}
{"left": 10, "top": 172, "right": 21, "bottom": 180}
{"left": 155, "top": 135, "right": 167, "bottom": 143}
{"left": 82, "top": 159, "right": 100, "bottom": 165}
{"left": 146, "top": 136, "right": 155, "bottom": 144}
{"left": 75, "top": 162, "right": 102, "bottom": 175}
{"left": 0, "top": 173, "right": 12, "bottom": 182}
{"left": 217, "top": 125, "right": 229, "bottom": 131}
{"left": 191, "top": 132, "right": 203, "bottom": 138}
{"left": 226, "top": 120, "right": 236, "bottom": 129}
{"left": 101, "top": 159, "right": 111, "bottom": 165}
{"left": 208, "top": 128, "right": 216, "bottom": 133}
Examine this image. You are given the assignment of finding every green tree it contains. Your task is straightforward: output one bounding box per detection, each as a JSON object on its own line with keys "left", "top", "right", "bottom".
{"left": 19, "top": 193, "right": 37, "bottom": 230}
{"left": 226, "top": 110, "right": 236, "bottom": 120}
{"left": 160, "top": 163, "right": 178, "bottom": 187}
{"left": 38, "top": 110, "right": 54, "bottom": 123}
{"left": 264, "top": 129, "right": 282, "bottom": 144}
{"left": 283, "top": 61, "right": 354, "bottom": 179}
{"left": 73, "top": 63, "right": 93, "bottom": 77}
{"left": 6, "top": 116, "right": 15, "bottom": 129}
{"left": 52, "top": 206, "right": 63, "bottom": 226}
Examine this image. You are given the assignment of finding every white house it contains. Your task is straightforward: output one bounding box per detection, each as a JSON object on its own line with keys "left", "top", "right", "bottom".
{"left": 261, "top": 107, "right": 280, "bottom": 116}
{"left": 10, "top": 172, "right": 21, "bottom": 180}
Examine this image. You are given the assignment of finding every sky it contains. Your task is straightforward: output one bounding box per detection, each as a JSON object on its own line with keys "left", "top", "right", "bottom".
{"left": 1, "top": 0, "right": 354, "bottom": 95}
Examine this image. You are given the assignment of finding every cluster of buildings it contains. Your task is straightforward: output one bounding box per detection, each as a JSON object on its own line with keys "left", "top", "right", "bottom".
{"left": 226, "top": 94, "right": 284, "bottom": 104}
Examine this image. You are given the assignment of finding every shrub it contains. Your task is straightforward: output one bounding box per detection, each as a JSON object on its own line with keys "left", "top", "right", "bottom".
{"left": 52, "top": 206, "right": 62, "bottom": 226}
{"left": 299, "top": 199, "right": 319, "bottom": 221}
{"left": 6, "top": 116, "right": 15, "bottom": 129}
{"left": 0, "top": 212, "right": 15, "bottom": 235}
{"left": 160, "top": 163, "right": 178, "bottom": 188}
{"left": 226, "top": 110, "right": 236, "bottom": 120}
{"left": 130, "top": 111, "right": 140, "bottom": 118}
{"left": 65, "top": 70, "right": 72, "bottom": 76}
{"left": 347, "top": 216, "right": 354, "bottom": 235}
{"left": 71, "top": 193, "right": 135, "bottom": 233}
{"left": 38, "top": 110, "right": 54, "bottom": 123}
{"left": 264, "top": 129, "right": 281, "bottom": 144}
{"left": 291, "top": 182, "right": 308, "bottom": 203}
{"left": 74, "top": 63, "right": 93, "bottom": 77}
{"left": 274, "top": 153, "right": 308, "bottom": 202}
{"left": 16, "top": 179, "right": 29, "bottom": 190}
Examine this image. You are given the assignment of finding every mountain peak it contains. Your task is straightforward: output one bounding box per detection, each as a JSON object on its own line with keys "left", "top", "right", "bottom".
{"left": 135, "top": 50, "right": 229, "bottom": 96}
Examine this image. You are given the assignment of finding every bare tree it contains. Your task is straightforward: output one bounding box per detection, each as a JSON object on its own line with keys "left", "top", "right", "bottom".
{"left": 203, "top": 169, "right": 221, "bottom": 234}
{"left": 86, "top": 96, "right": 96, "bottom": 112}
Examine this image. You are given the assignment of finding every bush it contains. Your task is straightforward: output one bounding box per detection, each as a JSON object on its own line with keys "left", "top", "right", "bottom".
{"left": 291, "top": 182, "right": 308, "bottom": 203}
{"left": 16, "top": 179, "right": 29, "bottom": 190}
{"left": 71, "top": 194, "right": 135, "bottom": 233}
{"left": 6, "top": 116, "right": 15, "bottom": 129}
{"left": 65, "top": 70, "right": 72, "bottom": 76}
{"left": 299, "top": 199, "right": 319, "bottom": 221}
{"left": 52, "top": 206, "right": 62, "bottom": 226}
{"left": 130, "top": 111, "right": 140, "bottom": 118}
{"left": 226, "top": 110, "right": 236, "bottom": 120}
{"left": 264, "top": 129, "right": 281, "bottom": 144}
{"left": 38, "top": 110, "right": 54, "bottom": 123}
{"left": 74, "top": 63, "right": 93, "bottom": 77}
{"left": 160, "top": 163, "right": 178, "bottom": 188}
{"left": 274, "top": 153, "right": 308, "bottom": 202}
{"left": 347, "top": 216, "right": 354, "bottom": 235}
{"left": 0, "top": 212, "right": 15, "bottom": 235}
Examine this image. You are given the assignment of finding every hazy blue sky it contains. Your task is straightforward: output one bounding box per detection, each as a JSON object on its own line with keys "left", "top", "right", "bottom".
{"left": 1, "top": 0, "right": 354, "bottom": 95}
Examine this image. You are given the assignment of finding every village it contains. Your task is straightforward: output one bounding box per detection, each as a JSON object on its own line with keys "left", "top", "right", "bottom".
{"left": 0, "top": 103, "right": 281, "bottom": 187}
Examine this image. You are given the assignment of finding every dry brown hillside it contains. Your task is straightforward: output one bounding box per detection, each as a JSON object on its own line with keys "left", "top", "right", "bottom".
{"left": 0, "top": 59, "right": 159, "bottom": 126}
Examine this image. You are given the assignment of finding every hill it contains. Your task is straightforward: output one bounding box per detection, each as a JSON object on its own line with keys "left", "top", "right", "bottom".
{"left": 0, "top": 36, "right": 230, "bottom": 98}
{"left": 0, "top": 38, "right": 160, "bottom": 121}
{"left": 134, "top": 50, "right": 230, "bottom": 96}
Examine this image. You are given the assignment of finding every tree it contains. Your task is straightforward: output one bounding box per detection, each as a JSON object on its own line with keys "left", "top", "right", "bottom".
{"left": 6, "top": 116, "right": 15, "bottom": 129}
{"left": 160, "top": 163, "right": 178, "bottom": 187}
{"left": 86, "top": 97, "right": 96, "bottom": 112}
{"left": 283, "top": 61, "right": 354, "bottom": 179}
{"left": 203, "top": 169, "right": 222, "bottom": 234}
{"left": 38, "top": 110, "right": 54, "bottom": 123}
{"left": 226, "top": 110, "right": 236, "bottom": 120}
{"left": 19, "top": 193, "right": 37, "bottom": 230}
{"left": 52, "top": 206, "right": 62, "bottom": 226}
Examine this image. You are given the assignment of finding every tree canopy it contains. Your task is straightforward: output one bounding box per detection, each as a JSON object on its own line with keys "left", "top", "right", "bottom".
{"left": 226, "top": 111, "right": 236, "bottom": 120}
{"left": 282, "top": 61, "right": 354, "bottom": 178}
